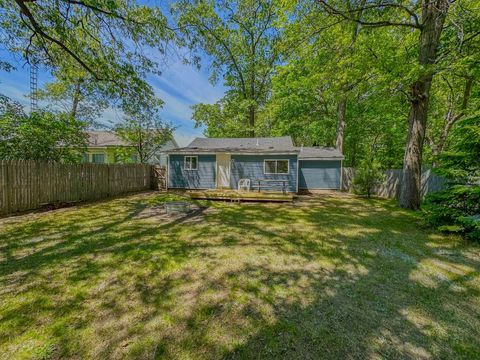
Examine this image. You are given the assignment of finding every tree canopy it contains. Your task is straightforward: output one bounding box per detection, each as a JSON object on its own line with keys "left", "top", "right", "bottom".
{"left": 174, "top": 0, "right": 289, "bottom": 136}
{"left": 170, "top": 0, "right": 480, "bottom": 209}
{"left": 0, "top": 98, "right": 88, "bottom": 162}
{"left": 1, "top": 0, "right": 175, "bottom": 118}
{"left": 114, "top": 107, "right": 175, "bottom": 164}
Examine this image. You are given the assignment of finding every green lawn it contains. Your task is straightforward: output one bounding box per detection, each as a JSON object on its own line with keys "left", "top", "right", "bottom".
{"left": 0, "top": 192, "right": 479, "bottom": 359}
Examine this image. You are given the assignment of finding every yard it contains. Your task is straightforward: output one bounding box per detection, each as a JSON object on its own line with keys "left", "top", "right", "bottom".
{"left": 0, "top": 192, "right": 479, "bottom": 360}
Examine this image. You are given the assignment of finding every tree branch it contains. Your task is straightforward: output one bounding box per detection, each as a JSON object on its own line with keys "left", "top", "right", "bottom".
{"left": 62, "top": 0, "right": 128, "bottom": 21}
{"left": 197, "top": 22, "right": 248, "bottom": 97}
{"left": 463, "top": 30, "right": 480, "bottom": 45}
{"left": 317, "top": 0, "right": 422, "bottom": 29}
{"left": 15, "top": 0, "right": 97, "bottom": 77}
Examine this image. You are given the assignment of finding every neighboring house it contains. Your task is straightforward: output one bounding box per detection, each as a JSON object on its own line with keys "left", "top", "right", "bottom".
{"left": 83, "top": 131, "right": 178, "bottom": 166}
{"left": 167, "top": 136, "right": 344, "bottom": 193}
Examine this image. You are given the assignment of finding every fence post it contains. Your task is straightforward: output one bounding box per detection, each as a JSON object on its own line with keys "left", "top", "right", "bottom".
{"left": 150, "top": 165, "right": 167, "bottom": 191}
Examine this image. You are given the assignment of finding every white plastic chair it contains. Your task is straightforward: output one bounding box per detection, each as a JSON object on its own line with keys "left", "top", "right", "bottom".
{"left": 238, "top": 179, "right": 251, "bottom": 192}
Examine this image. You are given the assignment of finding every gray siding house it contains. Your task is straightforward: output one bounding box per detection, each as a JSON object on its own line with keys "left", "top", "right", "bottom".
{"left": 167, "top": 136, "right": 343, "bottom": 193}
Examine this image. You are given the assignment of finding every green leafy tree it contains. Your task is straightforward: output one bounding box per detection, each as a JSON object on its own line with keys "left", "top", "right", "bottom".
{"left": 423, "top": 116, "right": 480, "bottom": 241}
{"left": 425, "top": 13, "right": 480, "bottom": 167}
{"left": 0, "top": 99, "right": 88, "bottom": 162}
{"left": 114, "top": 108, "right": 175, "bottom": 164}
{"left": 192, "top": 94, "right": 269, "bottom": 138}
{"left": 0, "top": 94, "right": 24, "bottom": 118}
{"left": 316, "top": 0, "right": 479, "bottom": 210}
{"left": 436, "top": 117, "right": 480, "bottom": 186}
{"left": 36, "top": 74, "right": 108, "bottom": 125}
{"left": 268, "top": 9, "right": 409, "bottom": 168}
{"left": 1, "top": 0, "right": 173, "bottom": 103}
{"left": 426, "top": 76, "right": 477, "bottom": 167}
{"left": 174, "top": 0, "right": 287, "bottom": 136}
{"left": 267, "top": 43, "right": 338, "bottom": 148}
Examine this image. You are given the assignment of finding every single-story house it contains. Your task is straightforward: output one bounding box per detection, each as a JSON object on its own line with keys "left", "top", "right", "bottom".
{"left": 83, "top": 131, "right": 178, "bottom": 166}
{"left": 167, "top": 136, "right": 344, "bottom": 193}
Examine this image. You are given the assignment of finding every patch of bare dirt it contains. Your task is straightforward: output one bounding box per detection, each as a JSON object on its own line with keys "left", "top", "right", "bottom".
{"left": 134, "top": 203, "right": 215, "bottom": 225}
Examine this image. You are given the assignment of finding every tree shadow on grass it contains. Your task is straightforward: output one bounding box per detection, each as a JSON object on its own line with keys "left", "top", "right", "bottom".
{"left": 0, "top": 195, "right": 211, "bottom": 279}
{"left": 0, "top": 194, "right": 479, "bottom": 359}
{"left": 0, "top": 195, "right": 219, "bottom": 357}
{"left": 208, "top": 198, "right": 480, "bottom": 359}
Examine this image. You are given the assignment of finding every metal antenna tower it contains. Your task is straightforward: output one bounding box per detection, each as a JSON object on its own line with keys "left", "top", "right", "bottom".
{"left": 30, "top": 62, "right": 38, "bottom": 112}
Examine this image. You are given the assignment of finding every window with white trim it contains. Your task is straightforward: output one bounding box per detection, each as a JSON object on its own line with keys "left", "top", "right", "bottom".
{"left": 264, "top": 159, "right": 289, "bottom": 174}
{"left": 184, "top": 156, "right": 198, "bottom": 170}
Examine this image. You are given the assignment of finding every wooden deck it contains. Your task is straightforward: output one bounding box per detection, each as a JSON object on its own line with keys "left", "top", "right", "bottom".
{"left": 188, "top": 189, "right": 295, "bottom": 202}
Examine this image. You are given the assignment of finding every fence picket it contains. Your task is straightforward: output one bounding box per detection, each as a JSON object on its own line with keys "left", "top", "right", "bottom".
{"left": 0, "top": 161, "right": 165, "bottom": 215}
{"left": 342, "top": 167, "right": 446, "bottom": 199}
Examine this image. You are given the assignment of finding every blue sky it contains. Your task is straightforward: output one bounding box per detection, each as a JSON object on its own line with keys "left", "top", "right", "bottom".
{"left": 0, "top": 45, "right": 226, "bottom": 147}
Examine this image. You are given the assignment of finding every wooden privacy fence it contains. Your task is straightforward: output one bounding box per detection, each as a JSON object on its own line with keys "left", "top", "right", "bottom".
{"left": 0, "top": 161, "right": 163, "bottom": 215}
{"left": 342, "top": 168, "right": 446, "bottom": 199}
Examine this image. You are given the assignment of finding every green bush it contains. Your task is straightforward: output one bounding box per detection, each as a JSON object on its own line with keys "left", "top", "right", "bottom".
{"left": 0, "top": 107, "right": 88, "bottom": 162}
{"left": 423, "top": 185, "right": 480, "bottom": 241}
{"left": 422, "top": 116, "right": 480, "bottom": 241}
{"left": 353, "top": 158, "right": 385, "bottom": 198}
{"left": 460, "top": 215, "right": 480, "bottom": 241}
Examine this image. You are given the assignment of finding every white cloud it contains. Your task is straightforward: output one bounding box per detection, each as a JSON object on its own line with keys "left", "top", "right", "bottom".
{"left": 150, "top": 60, "right": 225, "bottom": 125}
{"left": 97, "top": 107, "right": 124, "bottom": 128}
{"left": 147, "top": 59, "right": 225, "bottom": 143}
{"left": 158, "top": 60, "right": 225, "bottom": 104}
{"left": 1, "top": 81, "right": 29, "bottom": 106}
{"left": 155, "top": 86, "right": 193, "bottom": 121}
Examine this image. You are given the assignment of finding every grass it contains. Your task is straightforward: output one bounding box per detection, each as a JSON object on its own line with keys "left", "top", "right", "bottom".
{"left": 0, "top": 192, "right": 479, "bottom": 359}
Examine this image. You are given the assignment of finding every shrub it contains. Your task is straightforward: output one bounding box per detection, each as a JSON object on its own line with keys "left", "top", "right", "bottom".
{"left": 423, "top": 185, "right": 480, "bottom": 242}
{"left": 422, "top": 116, "right": 480, "bottom": 241}
{"left": 0, "top": 108, "right": 88, "bottom": 162}
{"left": 353, "top": 158, "right": 385, "bottom": 198}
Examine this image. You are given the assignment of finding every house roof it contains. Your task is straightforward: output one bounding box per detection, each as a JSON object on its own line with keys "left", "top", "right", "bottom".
{"left": 169, "top": 136, "right": 298, "bottom": 154}
{"left": 168, "top": 136, "right": 344, "bottom": 159}
{"left": 87, "top": 131, "right": 128, "bottom": 147}
{"left": 298, "top": 146, "right": 344, "bottom": 160}
{"left": 86, "top": 131, "right": 179, "bottom": 149}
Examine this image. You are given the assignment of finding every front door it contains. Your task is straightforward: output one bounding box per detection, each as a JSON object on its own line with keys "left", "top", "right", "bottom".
{"left": 216, "top": 154, "right": 231, "bottom": 188}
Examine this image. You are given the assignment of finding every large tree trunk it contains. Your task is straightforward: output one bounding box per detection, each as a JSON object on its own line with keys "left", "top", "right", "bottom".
{"left": 335, "top": 97, "right": 347, "bottom": 152}
{"left": 334, "top": 3, "right": 364, "bottom": 154}
{"left": 398, "top": 0, "right": 450, "bottom": 210}
{"left": 398, "top": 76, "right": 432, "bottom": 209}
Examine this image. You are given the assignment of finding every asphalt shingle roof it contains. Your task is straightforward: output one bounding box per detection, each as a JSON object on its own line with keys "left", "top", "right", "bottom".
{"left": 169, "top": 136, "right": 344, "bottom": 159}
{"left": 170, "top": 136, "right": 297, "bottom": 153}
{"left": 297, "top": 146, "right": 344, "bottom": 159}
{"left": 87, "top": 131, "right": 128, "bottom": 147}
{"left": 86, "top": 131, "right": 178, "bottom": 149}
